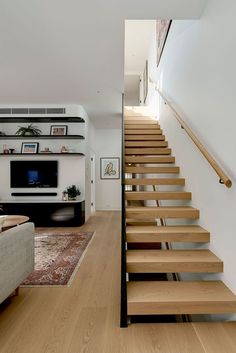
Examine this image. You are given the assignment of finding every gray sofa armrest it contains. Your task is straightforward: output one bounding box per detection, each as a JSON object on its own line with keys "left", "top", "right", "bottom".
{"left": 0, "top": 222, "right": 34, "bottom": 303}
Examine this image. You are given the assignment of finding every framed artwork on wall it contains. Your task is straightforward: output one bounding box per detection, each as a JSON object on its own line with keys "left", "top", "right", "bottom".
{"left": 100, "top": 157, "right": 120, "bottom": 179}
{"left": 50, "top": 125, "right": 68, "bottom": 136}
{"left": 143, "top": 60, "right": 148, "bottom": 104}
{"left": 156, "top": 20, "right": 172, "bottom": 67}
{"left": 21, "top": 142, "right": 39, "bottom": 154}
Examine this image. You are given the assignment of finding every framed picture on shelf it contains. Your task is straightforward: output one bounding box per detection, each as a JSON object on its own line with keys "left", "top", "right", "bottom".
{"left": 100, "top": 157, "right": 120, "bottom": 179}
{"left": 21, "top": 142, "right": 39, "bottom": 154}
{"left": 50, "top": 125, "right": 68, "bottom": 136}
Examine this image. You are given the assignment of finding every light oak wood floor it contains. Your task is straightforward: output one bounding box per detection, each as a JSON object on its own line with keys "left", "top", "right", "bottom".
{"left": 0, "top": 211, "right": 235, "bottom": 353}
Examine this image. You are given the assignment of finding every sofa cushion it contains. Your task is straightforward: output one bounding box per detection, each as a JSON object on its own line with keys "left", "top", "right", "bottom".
{"left": 0, "top": 222, "right": 34, "bottom": 303}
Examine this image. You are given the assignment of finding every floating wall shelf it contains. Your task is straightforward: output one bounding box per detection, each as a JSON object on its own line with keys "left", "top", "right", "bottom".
{"left": 0, "top": 153, "right": 85, "bottom": 156}
{"left": 0, "top": 135, "right": 84, "bottom": 140}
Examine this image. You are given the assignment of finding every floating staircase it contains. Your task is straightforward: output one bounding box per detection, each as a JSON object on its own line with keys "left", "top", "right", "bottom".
{"left": 121, "top": 107, "right": 236, "bottom": 325}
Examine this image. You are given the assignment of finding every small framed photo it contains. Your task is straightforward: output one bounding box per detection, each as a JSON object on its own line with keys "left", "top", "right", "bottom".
{"left": 100, "top": 157, "right": 120, "bottom": 179}
{"left": 21, "top": 142, "right": 39, "bottom": 154}
{"left": 50, "top": 125, "right": 68, "bottom": 136}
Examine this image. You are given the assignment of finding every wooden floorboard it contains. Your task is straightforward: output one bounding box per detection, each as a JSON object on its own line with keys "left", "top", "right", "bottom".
{"left": 0, "top": 211, "right": 235, "bottom": 353}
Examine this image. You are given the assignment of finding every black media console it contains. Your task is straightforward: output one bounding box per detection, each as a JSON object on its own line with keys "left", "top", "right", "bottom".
{"left": 0, "top": 201, "right": 85, "bottom": 227}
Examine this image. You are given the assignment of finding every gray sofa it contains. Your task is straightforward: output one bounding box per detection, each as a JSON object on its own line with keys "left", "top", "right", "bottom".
{"left": 0, "top": 222, "right": 34, "bottom": 304}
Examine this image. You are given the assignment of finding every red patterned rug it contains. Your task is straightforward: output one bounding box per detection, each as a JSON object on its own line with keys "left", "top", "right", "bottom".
{"left": 21, "top": 231, "right": 94, "bottom": 287}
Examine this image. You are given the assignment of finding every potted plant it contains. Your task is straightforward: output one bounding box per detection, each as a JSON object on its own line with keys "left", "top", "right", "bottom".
{"left": 15, "top": 124, "right": 42, "bottom": 136}
{"left": 65, "top": 185, "right": 81, "bottom": 200}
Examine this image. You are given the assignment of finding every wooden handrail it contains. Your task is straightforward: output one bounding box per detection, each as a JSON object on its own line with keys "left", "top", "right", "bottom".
{"left": 150, "top": 78, "right": 232, "bottom": 188}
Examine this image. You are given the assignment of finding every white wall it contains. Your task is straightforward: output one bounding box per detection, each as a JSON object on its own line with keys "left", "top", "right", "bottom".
{"left": 0, "top": 120, "right": 85, "bottom": 155}
{"left": 83, "top": 106, "right": 96, "bottom": 220}
{"left": 124, "top": 75, "right": 140, "bottom": 106}
{"left": 145, "top": 0, "right": 236, "bottom": 317}
{"left": 125, "top": 20, "right": 156, "bottom": 75}
{"left": 0, "top": 154, "right": 85, "bottom": 201}
{"left": 0, "top": 105, "right": 121, "bottom": 219}
{"left": 94, "top": 129, "right": 121, "bottom": 210}
{"left": 0, "top": 105, "right": 94, "bottom": 219}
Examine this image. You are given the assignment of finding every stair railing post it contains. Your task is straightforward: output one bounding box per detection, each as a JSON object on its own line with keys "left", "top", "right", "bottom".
{"left": 120, "top": 93, "right": 128, "bottom": 327}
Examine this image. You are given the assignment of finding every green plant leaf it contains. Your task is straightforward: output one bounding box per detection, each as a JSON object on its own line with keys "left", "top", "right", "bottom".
{"left": 15, "top": 124, "right": 42, "bottom": 136}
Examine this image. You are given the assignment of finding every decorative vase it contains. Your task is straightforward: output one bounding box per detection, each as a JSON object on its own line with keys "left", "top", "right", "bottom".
{"left": 68, "top": 196, "right": 77, "bottom": 201}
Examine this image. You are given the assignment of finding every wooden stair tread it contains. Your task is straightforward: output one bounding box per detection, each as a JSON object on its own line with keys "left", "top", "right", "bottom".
{"left": 126, "top": 225, "right": 210, "bottom": 243}
{"left": 126, "top": 225, "right": 209, "bottom": 234}
{"left": 125, "top": 129, "right": 163, "bottom": 135}
{"left": 127, "top": 281, "right": 236, "bottom": 315}
{"left": 125, "top": 166, "right": 179, "bottom": 174}
{"left": 125, "top": 156, "right": 175, "bottom": 163}
{"left": 126, "top": 206, "right": 199, "bottom": 219}
{"left": 125, "top": 191, "right": 191, "bottom": 200}
{"left": 125, "top": 120, "right": 159, "bottom": 125}
{"left": 126, "top": 249, "right": 223, "bottom": 273}
{"left": 125, "top": 135, "right": 165, "bottom": 141}
{"left": 125, "top": 141, "right": 168, "bottom": 147}
{"left": 127, "top": 249, "right": 221, "bottom": 262}
{"left": 124, "top": 113, "right": 154, "bottom": 119}
{"left": 126, "top": 221, "right": 158, "bottom": 226}
{"left": 125, "top": 147, "right": 171, "bottom": 155}
{"left": 125, "top": 124, "right": 160, "bottom": 129}
{"left": 125, "top": 178, "right": 185, "bottom": 185}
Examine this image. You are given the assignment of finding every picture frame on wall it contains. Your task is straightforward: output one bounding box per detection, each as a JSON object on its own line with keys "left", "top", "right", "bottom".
{"left": 156, "top": 20, "right": 172, "bottom": 67}
{"left": 50, "top": 125, "right": 68, "bottom": 136}
{"left": 21, "top": 142, "right": 39, "bottom": 154}
{"left": 100, "top": 157, "right": 120, "bottom": 179}
{"left": 143, "top": 60, "right": 148, "bottom": 104}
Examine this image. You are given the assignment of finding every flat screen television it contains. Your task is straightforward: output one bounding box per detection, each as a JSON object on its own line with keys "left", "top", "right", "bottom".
{"left": 10, "top": 160, "right": 58, "bottom": 188}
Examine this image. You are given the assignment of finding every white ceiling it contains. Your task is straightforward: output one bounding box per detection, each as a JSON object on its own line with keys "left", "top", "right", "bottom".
{"left": 125, "top": 20, "right": 156, "bottom": 75}
{"left": 0, "top": 0, "right": 207, "bottom": 128}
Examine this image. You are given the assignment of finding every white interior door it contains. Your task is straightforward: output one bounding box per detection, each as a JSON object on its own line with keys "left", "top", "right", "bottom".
{"left": 90, "top": 155, "right": 96, "bottom": 214}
